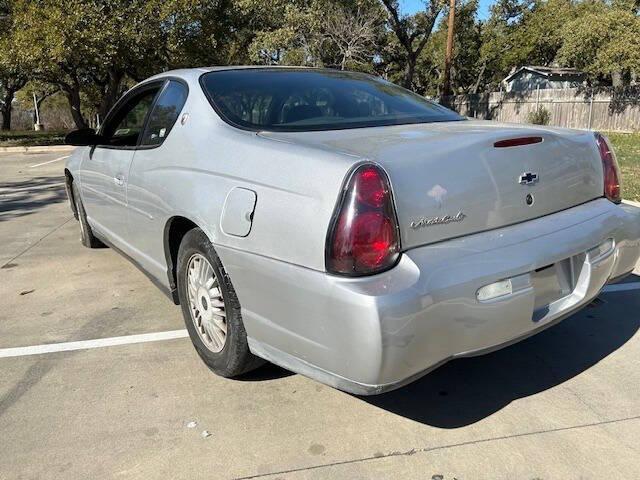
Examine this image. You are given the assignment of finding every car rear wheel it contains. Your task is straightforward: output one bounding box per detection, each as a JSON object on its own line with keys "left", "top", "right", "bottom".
{"left": 72, "top": 182, "right": 104, "bottom": 248}
{"left": 177, "top": 228, "right": 263, "bottom": 377}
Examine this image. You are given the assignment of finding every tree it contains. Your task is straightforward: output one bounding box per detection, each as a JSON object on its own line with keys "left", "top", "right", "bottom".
{"left": 557, "top": 4, "right": 640, "bottom": 86}
{"left": 245, "top": 1, "right": 322, "bottom": 66}
{"left": 162, "top": 0, "right": 249, "bottom": 68}
{"left": 323, "top": 4, "right": 381, "bottom": 70}
{"left": 0, "top": 2, "right": 27, "bottom": 130}
{"left": 11, "top": 0, "right": 169, "bottom": 129}
{"left": 414, "top": 0, "right": 482, "bottom": 96}
{"left": 15, "top": 82, "right": 60, "bottom": 125}
{"left": 0, "top": 56, "right": 27, "bottom": 130}
{"left": 476, "top": 0, "right": 574, "bottom": 91}
{"left": 244, "top": 0, "right": 384, "bottom": 71}
{"left": 508, "top": 0, "right": 574, "bottom": 68}
{"left": 379, "top": 0, "right": 445, "bottom": 89}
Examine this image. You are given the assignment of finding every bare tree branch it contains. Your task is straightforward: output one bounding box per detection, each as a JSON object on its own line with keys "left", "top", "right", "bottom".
{"left": 323, "top": 6, "right": 379, "bottom": 70}
{"left": 379, "top": 0, "right": 445, "bottom": 89}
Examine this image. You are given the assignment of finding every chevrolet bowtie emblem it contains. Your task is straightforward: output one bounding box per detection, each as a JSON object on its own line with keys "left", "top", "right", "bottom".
{"left": 519, "top": 172, "right": 539, "bottom": 185}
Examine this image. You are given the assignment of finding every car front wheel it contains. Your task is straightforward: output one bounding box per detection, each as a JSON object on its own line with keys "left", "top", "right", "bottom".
{"left": 177, "top": 228, "right": 263, "bottom": 377}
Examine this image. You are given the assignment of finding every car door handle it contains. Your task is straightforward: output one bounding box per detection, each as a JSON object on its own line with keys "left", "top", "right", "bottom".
{"left": 114, "top": 174, "right": 125, "bottom": 186}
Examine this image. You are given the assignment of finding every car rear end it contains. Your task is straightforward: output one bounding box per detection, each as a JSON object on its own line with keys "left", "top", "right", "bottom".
{"left": 245, "top": 127, "right": 640, "bottom": 395}
{"left": 200, "top": 68, "right": 639, "bottom": 394}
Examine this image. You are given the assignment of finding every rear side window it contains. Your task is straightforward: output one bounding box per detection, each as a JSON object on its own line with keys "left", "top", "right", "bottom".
{"left": 141, "top": 81, "right": 188, "bottom": 146}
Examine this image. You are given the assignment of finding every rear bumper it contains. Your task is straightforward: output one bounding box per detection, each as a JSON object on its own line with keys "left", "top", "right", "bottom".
{"left": 217, "top": 199, "right": 640, "bottom": 395}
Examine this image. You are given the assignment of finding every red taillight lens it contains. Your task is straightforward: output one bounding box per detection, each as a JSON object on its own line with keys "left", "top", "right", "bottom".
{"left": 351, "top": 212, "right": 395, "bottom": 268}
{"left": 356, "top": 166, "right": 387, "bottom": 208}
{"left": 326, "top": 164, "right": 400, "bottom": 276}
{"left": 595, "top": 132, "right": 622, "bottom": 204}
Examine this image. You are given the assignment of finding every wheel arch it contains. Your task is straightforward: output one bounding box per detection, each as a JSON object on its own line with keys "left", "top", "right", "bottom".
{"left": 64, "top": 168, "right": 79, "bottom": 220}
{"left": 164, "top": 215, "right": 203, "bottom": 305}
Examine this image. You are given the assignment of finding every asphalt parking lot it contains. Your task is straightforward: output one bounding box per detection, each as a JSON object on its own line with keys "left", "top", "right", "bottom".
{"left": 1, "top": 150, "right": 639, "bottom": 480}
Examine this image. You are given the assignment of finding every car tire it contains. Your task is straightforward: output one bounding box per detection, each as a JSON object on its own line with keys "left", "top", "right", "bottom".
{"left": 72, "top": 182, "right": 104, "bottom": 248}
{"left": 177, "top": 228, "right": 264, "bottom": 377}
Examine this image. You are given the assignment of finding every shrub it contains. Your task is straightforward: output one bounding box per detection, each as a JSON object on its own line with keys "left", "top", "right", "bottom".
{"left": 527, "top": 106, "right": 551, "bottom": 125}
{"left": 0, "top": 130, "right": 68, "bottom": 146}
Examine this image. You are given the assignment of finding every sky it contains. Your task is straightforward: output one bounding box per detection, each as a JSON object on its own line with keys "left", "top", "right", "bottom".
{"left": 400, "top": 0, "right": 493, "bottom": 20}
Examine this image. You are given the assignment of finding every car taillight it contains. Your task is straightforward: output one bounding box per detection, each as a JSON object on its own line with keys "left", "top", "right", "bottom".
{"left": 326, "top": 164, "right": 400, "bottom": 276}
{"left": 595, "top": 132, "right": 622, "bottom": 204}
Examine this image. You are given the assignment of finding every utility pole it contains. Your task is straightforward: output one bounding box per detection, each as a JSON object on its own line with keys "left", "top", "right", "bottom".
{"left": 442, "top": 0, "right": 456, "bottom": 99}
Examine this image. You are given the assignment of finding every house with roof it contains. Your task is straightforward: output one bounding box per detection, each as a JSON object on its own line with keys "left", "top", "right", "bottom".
{"left": 502, "top": 66, "right": 586, "bottom": 92}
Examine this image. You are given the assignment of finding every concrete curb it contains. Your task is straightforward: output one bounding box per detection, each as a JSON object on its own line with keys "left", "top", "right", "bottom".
{"left": 0, "top": 145, "right": 75, "bottom": 153}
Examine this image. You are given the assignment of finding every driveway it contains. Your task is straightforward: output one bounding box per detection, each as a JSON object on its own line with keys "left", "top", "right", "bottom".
{"left": 1, "top": 151, "right": 639, "bottom": 479}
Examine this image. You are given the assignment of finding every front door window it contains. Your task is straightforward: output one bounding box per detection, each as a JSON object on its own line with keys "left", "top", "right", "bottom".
{"left": 101, "top": 88, "right": 159, "bottom": 147}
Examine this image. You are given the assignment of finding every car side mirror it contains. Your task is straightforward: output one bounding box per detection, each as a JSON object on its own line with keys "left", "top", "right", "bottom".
{"left": 65, "top": 128, "right": 106, "bottom": 146}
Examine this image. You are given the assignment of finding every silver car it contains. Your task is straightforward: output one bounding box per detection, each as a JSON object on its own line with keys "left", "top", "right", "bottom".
{"left": 65, "top": 67, "right": 640, "bottom": 395}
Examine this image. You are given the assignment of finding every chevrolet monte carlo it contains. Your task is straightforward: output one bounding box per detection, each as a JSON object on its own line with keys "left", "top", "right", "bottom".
{"left": 65, "top": 67, "right": 640, "bottom": 395}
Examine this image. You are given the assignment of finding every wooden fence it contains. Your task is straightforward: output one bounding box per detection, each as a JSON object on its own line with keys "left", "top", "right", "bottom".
{"left": 441, "top": 88, "right": 640, "bottom": 132}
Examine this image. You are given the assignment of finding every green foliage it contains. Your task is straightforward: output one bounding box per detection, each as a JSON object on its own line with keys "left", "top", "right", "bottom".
{"left": 0, "top": 3, "right": 28, "bottom": 129}
{"left": 0, "top": 129, "right": 67, "bottom": 146}
{"left": 243, "top": 0, "right": 385, "bottom": 70}
{"left": 244, "top": 1, "right": 321, "bottom": 66}
{"left": 161, "top": 0, "right": 250, "bottom": 67}
{"left": 476, "top": 0, "right": 640, "bottom": 91}
{"left": 378, "top": 0, "right": 445, "bottom": 89}
{"left": 557, "top": 6, "right": 640, "bottom": 86}
{"left": 0, "top": 0, "right": 639, "bottom": 131}
{"left": 526, "top": 105, "right": 550, "bottom": 125}
{"left": 9, "top": 0, "right": 171, "bottom": 126}
{"left": 15, "top": 82, "right": 58, "bottom": 104}
{"left": 478, "top": 0, "right": 576, "bottom": 91}
{"left": 416, "top": 0, "right": 482, "bottom": 96}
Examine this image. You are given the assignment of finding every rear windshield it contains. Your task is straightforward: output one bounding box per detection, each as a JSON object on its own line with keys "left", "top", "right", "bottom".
{"left": 200, "top": 69, "right": 463, "bottom": 132}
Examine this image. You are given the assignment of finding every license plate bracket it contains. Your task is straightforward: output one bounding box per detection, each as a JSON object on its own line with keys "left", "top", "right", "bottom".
{"left": 531, "top": 257, "right": 574, "bottom": 311}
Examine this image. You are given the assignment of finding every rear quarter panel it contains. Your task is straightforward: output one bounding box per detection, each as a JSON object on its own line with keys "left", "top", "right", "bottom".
{"left": 125, "top": 83, "right": 358, "bottom": 286}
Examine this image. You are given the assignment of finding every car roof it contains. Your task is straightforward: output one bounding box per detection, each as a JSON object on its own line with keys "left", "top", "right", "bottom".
{"left": 146, "top": 66, "right": 351, "bottom": 83}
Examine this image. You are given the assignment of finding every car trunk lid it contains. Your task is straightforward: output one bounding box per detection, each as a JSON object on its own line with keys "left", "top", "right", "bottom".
{"left": 258, "top": 120, "right": 604, "bottom": 251}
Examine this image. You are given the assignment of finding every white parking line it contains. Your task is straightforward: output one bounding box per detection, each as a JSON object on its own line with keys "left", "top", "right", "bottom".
{"left": 602, "top": 282, "right": 640, "bottom": 293}
{"left": 1, "top": 283, "right": 637, "bottom": 360}
{"left": 0, "top": 329, "right": 188, "bottom": 359}
{"left": 29, "top": 155, "right": 70, "bottom": 168}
